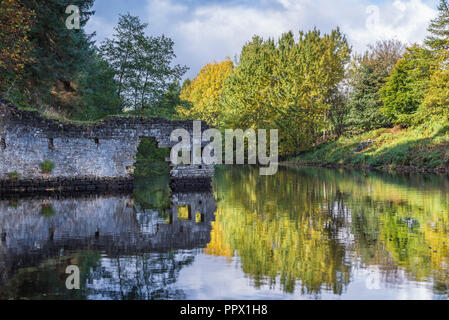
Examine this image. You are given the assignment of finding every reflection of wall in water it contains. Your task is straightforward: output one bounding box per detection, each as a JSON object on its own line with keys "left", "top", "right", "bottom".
{"left": 0, "top": 191, "right": 217, "bottom": 293}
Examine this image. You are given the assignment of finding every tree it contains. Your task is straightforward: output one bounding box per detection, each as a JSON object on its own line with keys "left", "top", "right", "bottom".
{"left": 133, "top": 34, "right": 187, "bottom": 112}
{"left": 220, "top": 29, "right": 350, "bottom": 156}
{"left": 421, "top": 50, "right": 449, "bottom": 119}
{"left": 100, "top": 13, "right": 187, "bottom": 113}
{"left": 380, "top": 45, "right": 434, "bottom": 126}
{"left": 0, "top": 0, "right": 35, "bottom": 93}
{"left": 100, "top": 13, "right": 147, "bottom": 111}
{"left": 177, "top": 59, "right": 234, "bottom": 126}
{"left": 143, "top": 80, "right": 186, "bottom": 119}
{"left": 19, "top": 0, "right": 95, "bottom": 103}
{"left": 326, "top": 87, "right": 349, "bottom": 138}
{"left": 271, "top": 29, "right": 350, "bottom": 155}
{"left": 220, "top": 36, "right": 277, "bottom": 130}
{"left": 76, "top": 53, "right": 121, "bottom": 120}
{"left": 347, "top": 40, "right": 404, "bottom": 132}
{"left": 425, "top": 0, "right": 449, "bottom": 51}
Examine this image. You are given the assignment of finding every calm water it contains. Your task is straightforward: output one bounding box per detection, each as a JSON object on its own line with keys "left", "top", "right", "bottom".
{"left": 1, "top": 166, "right": 449, "bottom": 300}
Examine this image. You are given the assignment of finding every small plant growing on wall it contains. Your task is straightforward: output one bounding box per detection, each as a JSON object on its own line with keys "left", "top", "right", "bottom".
{"left": 41, "top": 160, "right": 55, "bottom": 174}
{"left": 8, "top": 171, "right": 19, "bottom": 181}
{"left": 41, "top": 204, "right": 55, "bottom": 218}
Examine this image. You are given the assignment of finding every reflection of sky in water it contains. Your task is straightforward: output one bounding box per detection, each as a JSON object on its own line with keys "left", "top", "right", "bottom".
{"left": 81, "top": 253, "right": 441, "bottom": 300}
{"left": 176, "top": 254, "right": 439, "bottom": 300}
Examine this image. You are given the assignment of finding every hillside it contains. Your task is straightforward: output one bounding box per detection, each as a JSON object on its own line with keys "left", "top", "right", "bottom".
{"left": 287, "top": 118, "right": 449, "bottom": 173}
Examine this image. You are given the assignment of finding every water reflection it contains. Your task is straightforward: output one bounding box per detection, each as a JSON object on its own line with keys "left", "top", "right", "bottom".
{"left": 0, "top": 185, "right": 216, "bottom": 299}
{"left": 1, "top": 166, "right": 449, "bottom": 299}
{"left": 209, "top": 166, "right": 449, "bottom": 298}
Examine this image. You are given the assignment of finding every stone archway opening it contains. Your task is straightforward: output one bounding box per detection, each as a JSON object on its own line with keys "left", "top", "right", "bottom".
{"left": 132, "top": 137, "right": 172, "bottom": 211}
{"left": 134, "top": 136, "right": 170, "bottom": 178}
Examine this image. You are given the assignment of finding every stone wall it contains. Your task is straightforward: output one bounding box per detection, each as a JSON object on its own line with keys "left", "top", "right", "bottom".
{"left": 0, "top": 102, "right": 214, "bottom": 191}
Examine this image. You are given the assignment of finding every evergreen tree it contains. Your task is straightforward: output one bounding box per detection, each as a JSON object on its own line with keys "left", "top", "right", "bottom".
{"left": 425, "top": 0, "right": 449, "bottom": 51}
{"left": 347, "top": 40, "right": 404, "bottom": 132}
{"left": 20, "top": 0, "right": 95, "bottom": 103}
{"left": 76, "top": 53, "right": 120, "bottom": 120}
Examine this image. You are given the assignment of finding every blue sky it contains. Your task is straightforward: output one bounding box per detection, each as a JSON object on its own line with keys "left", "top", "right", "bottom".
{"left": 85, "top": 0, "right": 439, "bottom": 79}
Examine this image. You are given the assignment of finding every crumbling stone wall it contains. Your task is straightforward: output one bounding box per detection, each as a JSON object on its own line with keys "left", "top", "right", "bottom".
{"left": 0, "top": 103, "right": 213, "bottom": 191}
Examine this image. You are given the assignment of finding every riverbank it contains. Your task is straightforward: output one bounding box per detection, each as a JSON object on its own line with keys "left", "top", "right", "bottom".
{"left": 285, "top": 118, "right": 449, "bottom": 174}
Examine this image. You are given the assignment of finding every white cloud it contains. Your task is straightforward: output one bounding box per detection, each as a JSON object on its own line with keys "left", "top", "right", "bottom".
{"left": 85, "top": 15, "right": 115, "bottom": 44}
{"left": 88, "top": 0, "right": 438, "bottom": 79}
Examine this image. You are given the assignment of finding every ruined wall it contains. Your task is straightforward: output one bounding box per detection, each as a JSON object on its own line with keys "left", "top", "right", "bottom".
{"left": 0, "top": 103, "right": 214, "bottom": 191}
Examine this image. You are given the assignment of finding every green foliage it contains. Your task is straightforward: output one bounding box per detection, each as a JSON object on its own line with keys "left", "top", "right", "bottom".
{"left": 19, "top": 0, "right": 95, "bottom": 103}
{"left": 134, "top": 137, "right": 170, "bottom": 177}
{"left": 41, "top": 160, "right": 55, "bottom": 174}
{"left": 8, "top": 171, "right": 19, "bottom": 180}
{"left": 326, "top": 88, "right": 349, "bottom": 138}
{"left": 220, "top": 28, "right": 350, "bottom": 157}
{"left": 133, "top": 176, "right": 171, "bottom": 211}
{"left": 380, "top": 45, "right": 435, "bottom": 126}
{"left": 425, "top": 0, "right": 449, "bottom": 51}
{"left": 347, "top": 40, "right": 404, "bottom": 132}
{"left": 41, "top": 204, "right": 55, "bottom": 218}
{"left": 100, "top": 13, "right": 187, "bottom": 113}
{"left": 136, "top": 80, "right": 185, "bottom": 119}
{"left": 75, "top": 53, "right": 120, "bottom": 120}
{"left": 293, "top": 117, "right": 449, "bottom": 170}
{"left": 420, "top": 50, "right": 449, "bottom": 120}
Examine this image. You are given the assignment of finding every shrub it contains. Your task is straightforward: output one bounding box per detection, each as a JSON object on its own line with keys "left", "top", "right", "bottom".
{"left": 41, "top": 160, "right": 55, "bottom": 174}
{"left": 8, "top": 171, "right": 19, "bottom": 180}
{"left": 41, "top": 204, "right": 55, "bottom": 217}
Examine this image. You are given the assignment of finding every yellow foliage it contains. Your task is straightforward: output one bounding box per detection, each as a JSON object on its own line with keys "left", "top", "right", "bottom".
{"left": 177, "top": 59, "right": 234, "bottom": 126}
{"left": 0, "top": 0, "right": 35, "bottom": 88}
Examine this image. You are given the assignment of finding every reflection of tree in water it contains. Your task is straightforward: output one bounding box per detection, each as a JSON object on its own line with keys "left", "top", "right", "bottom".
{"left": 0, "top": 250, "right": 195, "bottom": 300}
{"left": 209, "top": 166, "right": 351, "bottom": 295}
{"left": 209, "top": 166, "right": 449, "bottom": 296}
{"left": 86, "top": 251, "right": 195, "bottom": 300}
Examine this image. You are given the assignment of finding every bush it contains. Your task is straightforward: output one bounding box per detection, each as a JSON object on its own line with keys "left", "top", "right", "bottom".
{"left": 8, "top": 171, "right": 19, "bottom": 180}
{"left": 41, "top": 204, "right": 55, "bottom": 217}
{"left": 41, "top": 160, "right": 55, "bottom": 174}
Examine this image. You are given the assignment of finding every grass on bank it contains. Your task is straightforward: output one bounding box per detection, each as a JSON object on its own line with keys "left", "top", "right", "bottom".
{"left": 289, "top": 118, "right": 449, "bottom": 170}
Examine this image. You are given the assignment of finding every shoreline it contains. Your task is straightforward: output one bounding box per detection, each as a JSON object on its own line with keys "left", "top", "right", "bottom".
{"left": 281, "top": 161, "right": 449, "bottom": 175}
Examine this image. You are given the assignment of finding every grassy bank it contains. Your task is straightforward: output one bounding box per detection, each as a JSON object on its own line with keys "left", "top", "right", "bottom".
{"left": 287, "top": 118, "right": 449, "bottom": 173}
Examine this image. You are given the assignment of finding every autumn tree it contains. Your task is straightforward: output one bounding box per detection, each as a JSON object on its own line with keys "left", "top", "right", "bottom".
{"left": 177, "top": 59, "right": 234, "bottom": 126}
{"left": 421, "top": 50, "right": 449, "bottom": 119}
{"left": 0, "top": 0, "right": 35, "bottom": 92}
{"left": 220, "top": 29, "right": 350, "bottom": 156}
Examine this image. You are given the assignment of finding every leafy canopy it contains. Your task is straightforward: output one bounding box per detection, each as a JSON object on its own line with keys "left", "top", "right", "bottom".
{"left": 380, "top": 45, "right": 434, "bottom": 126}
{"left": 177, "top": 59, "right": 234, "bottom": 126}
